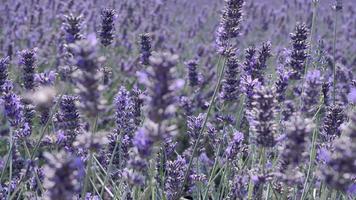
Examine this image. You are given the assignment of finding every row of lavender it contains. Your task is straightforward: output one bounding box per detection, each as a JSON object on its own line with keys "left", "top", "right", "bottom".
{"left": 0, "top": 0, "right": 355, "bottom": 199}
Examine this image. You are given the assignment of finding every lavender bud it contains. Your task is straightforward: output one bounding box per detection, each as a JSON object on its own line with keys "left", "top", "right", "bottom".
{"left": 19, "top": 49, "right": 37, "bottom": 90}
{"left": 321, "top": 105, "right": 344, "bottom": 141}
{"left": 114, "top": 86, "right": 135, "bottom": 135}
{"left": 138, "top": 51, "right": 184, "bottom": 123}
{"left": 279, "top": 114, "right": 314, "bottom": 172}
{"left": 139, "top": 33, "right": 152, "bottom": 65}
{"left": 63, "top": 14, "right": 83, "bottom": 44}
{"left": 34, "top": 71, "right": 56, "bottom": 86}
{"left": 43, "top": 151, "right": 82, "bottom": 199}
{"left": 225, "top": 131, "right": 244, "bottom": 161}
{"left": 131, "top": 87, "right": 144, "bottom": 126}
{"left": 322, "top": 82, "right": 330, "bottom": 106}
{"left": 69, "top": 35, "right": 106, "bottom": 118}
{"left": 275, "top": 67, "right": 290, "bottom": 103}
{"left": 55, "top": 95, "right": 81, "bottom": 147}
{"left": 165, "top": 155, "right": 187, "bottom": 200}
{"left": 288, "top": 23, "right": 309, "bottom": 80}
{"left": 320, "top": 111, "right": 355, "bottom": 193}
{"left": 0, "top": 56, "right": 9, "bottom": 92}
{"left": 99, "top": 8, "right": 116, "bottom": 46}
{"left": 185, "top": 59, "right": 200, "bottom": 87}
{"left": 216, "top": 0, "right": 244, "bottom": 54}
{"left": 248, "top": 85, "right": 277, "bottom": 147}
{"left": 221, "top": 48, "right": 240, "bottom": 101}
{"left": 1, "top": 81, "right": 23, "bottom": 127}
{"left": 243, "top": 47, "right": 256, "bottom": 75}
{"left": 302, "top": 70, "right": 322, "bottom": 116}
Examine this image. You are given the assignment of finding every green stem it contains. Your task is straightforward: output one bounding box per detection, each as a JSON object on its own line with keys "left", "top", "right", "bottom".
{"left": 7, "top": 127, "right": 13, "bottom": 199}
{"left": 202, "top": 144, "right": 222, "bottom": 200}
{"left": 300, "top": 117, "right": 320, "bottom": 200}
{"left": 82, "top": 116, "right": 98, "bottom": 197}
{"left": 176, "top": 54, "right": 227, "bottom": 199}
{"left": 100, "top": 133, "right": 121, "bottom": 197}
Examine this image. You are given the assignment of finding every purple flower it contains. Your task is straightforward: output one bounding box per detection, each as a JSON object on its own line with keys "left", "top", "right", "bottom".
{"left": 139, "top": 51, "right": 184, "bottom": 123}
{"left": 99, "top": 8, "right": 116, "bottom": 46}
{"left": 165, "top": 155, "right": 187, "bottom": 200}
{"left": 225, "top": 131, "right": 244, "bottom": 161}
{"left": 62, "top": 14, "right": 83, "bottom": 44}
{"left": 279, "top": 114, "right": 314, "bottom": 172}
{"left": 19, "top": 49, "right": 37, "bottom": 90}
{"left": 288, "top": 23, "right": 309, "bottom": 80}
{"left": 139, "top": 33, "right": 152, "bottom": 65}
{"left": 221, "top": 48, "right": 240, "bottom": 101}
{"left": 216, "top": 0, "right": 244, "bottom": 54}
{"left": 34, "top": 71, "right": 56, "bottom": 86}
{"left": 1, "top": 81, "right": 23, "bottom": 127}
{"left": 321, "top": 104, "right": 344, "bottom": 141}
{"left": 0, "top": 56, "right": 9, "bottom": 92}
{"left": 55, "top": 95, "right": 81, "bottom": 147}
{"left": 302, "top": 70, "right": 322, "bottom": 116}
{"left": 320, "top": 110, "right": 356, "bottom": 193}
{"left": 275, "top": 66, "right": 290, "bottom": 103}
{"left": 43, "top": 151, "right": 82, "bottom": 199}
{"left": 248, "top": 85, "right": 277, "bottom": 147}
{"left": 131, "top": 87, "right": 144, "bottom": 126}
{"left": 185, "top": 59, "right": 200, "bottom": 87}
{"left": 132, "top": 128, "right": 154, "bottom": 158}
{"left": 69, "top": 35, "right": 106, "bottom": 118}
{"left": 114, "top": 86, "right": 135, "bottom": 135}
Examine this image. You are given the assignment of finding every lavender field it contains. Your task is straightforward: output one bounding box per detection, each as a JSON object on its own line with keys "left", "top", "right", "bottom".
{"left": 0, "top": 0, "right": 355, "bottom": 199}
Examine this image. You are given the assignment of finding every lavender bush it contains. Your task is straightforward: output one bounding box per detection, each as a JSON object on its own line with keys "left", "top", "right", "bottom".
{"left": 0, "top": 0, "right": 355, "bottom": 199}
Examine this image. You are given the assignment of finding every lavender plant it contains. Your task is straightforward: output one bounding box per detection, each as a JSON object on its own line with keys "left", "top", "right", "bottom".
{"left": 0, "top": 0, "right": 354, "bottom": 199}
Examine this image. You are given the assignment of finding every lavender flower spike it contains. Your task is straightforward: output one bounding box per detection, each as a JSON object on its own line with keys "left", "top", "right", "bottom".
{"left": 216, "top": 0, "right": 244, "bottom": 54}
{"left": 288, "top": 23, "right": 309, "bottom": 80}
{"left": 139, "top": 33, "right": 152, "bottom": 65}
{"left": 248, "top": 85, "right": 277, "bottom": 147}
{"left": 62, "top": 13, "right": 83, "bottom": 44}
{"left": 221, "top": 48, "right": 240, "bottom": 101}
{"left": 43, "top": 151, "right": 82, "bottom": 200}
{"left": 19, "top": 49, "right": 37, "bottom": 90}
{"left": 99, "top": 8, "right": 116, "bottom": 46}
{"left": 0, "top": 56, "right": 9, "bottom": 92}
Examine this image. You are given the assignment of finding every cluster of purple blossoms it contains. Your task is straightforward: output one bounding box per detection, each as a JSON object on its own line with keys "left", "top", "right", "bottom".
{"left": 106, "top": 86, "right": 135, "bottom": 168}
{"left": 62, "top": 14, "right": 83, "bottom": 44}
{"left": 0, "top": 56, "right": 9, "bottom": 92}
{"left": 99, "top": 8, "right": 116, "bottom": 47}
{"left": 278, "top": 114, "right": 314, "bottom": 184}
{"left": 320, "top": 111, "right": 356, "bottom": 194}
{"left": 216, "top": 0, "right": 244, "bottom": 54}
{"left": 1, "top": 81, "right": 30, "bottom": 137}
{"left": 19, "top": 49, "right": 37, "bottom": 90}
{"left": 185, "top": 59, "right": 200, "bottom": 88}
{"left": 126, "top": 52, "right": 184, "bottom": 185}
{"left": 43, "top": 151, "right": 83, "bottom": 200}
{"left": 288, "top": 23, "right": 309, "bottom": 80}
{"left": 68, "top": 35, "right": 106, "bottom": 118}
{"left": 302, "top": 70, "right": 322, "bottom": 116}
{"left": 54, "top": 95, "right": 82, "bottom": 148}
{"left": 224, "top": 131, "right": 244, "bottom": 161}
{"left": 248, "top": 85, "right": 277, "bottom": 147}
{"left": 221, "top": 48, "right": 240, "bottom": 101}
{"left": 138, "top": 33, "right": 152, "bottom": 66}
{"left": 275, "top": 66, "right": 290, "bottom": 103}
{"left": 321, "top": 104, "right": 344, "bottom": 141}
{"left": 243, "top": 42, "right": 272, "bottom": 84}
